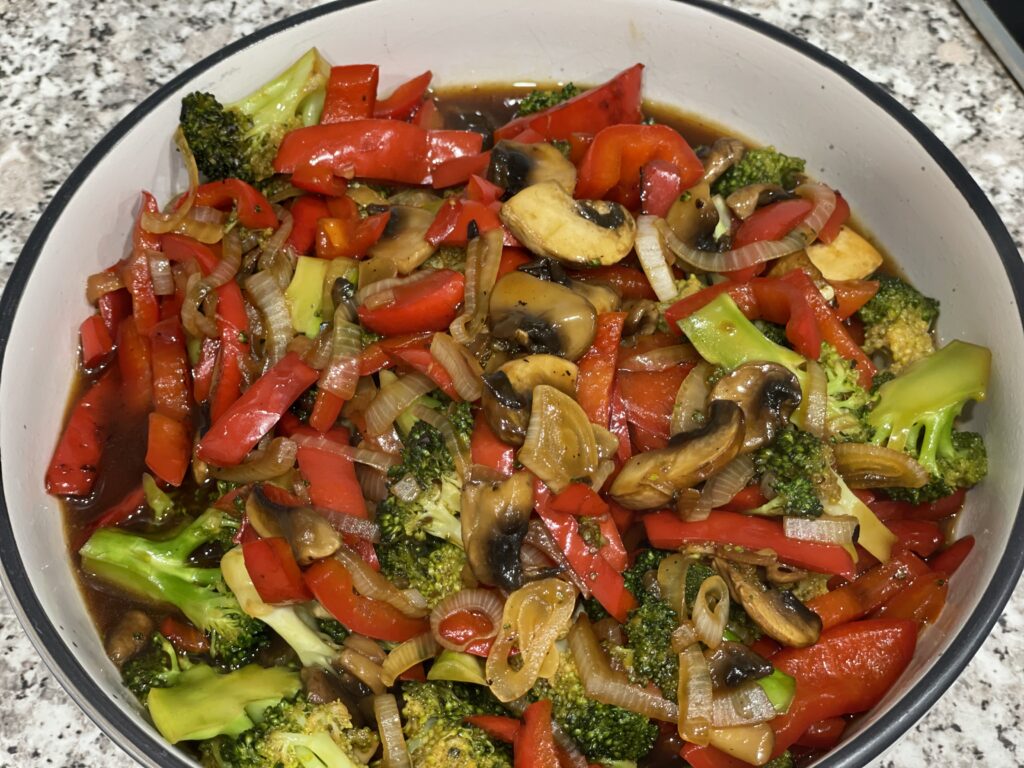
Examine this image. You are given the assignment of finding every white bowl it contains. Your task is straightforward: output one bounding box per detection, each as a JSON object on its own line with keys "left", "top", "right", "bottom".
{"left": 1, "top": 1, "right": 1021, "bottom": 766}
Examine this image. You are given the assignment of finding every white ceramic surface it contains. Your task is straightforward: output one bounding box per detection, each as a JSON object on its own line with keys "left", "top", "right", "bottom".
{"left": 0, "top": 1, "right": 1020, "bottom": 766}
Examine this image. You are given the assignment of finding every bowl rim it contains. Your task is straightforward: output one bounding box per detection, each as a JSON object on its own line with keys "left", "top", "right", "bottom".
{"left": 1, "top": 1, "right": 1021, "bottom": 766}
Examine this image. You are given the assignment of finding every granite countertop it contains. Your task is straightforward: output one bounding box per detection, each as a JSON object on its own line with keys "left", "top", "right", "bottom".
{"left": 0, "top": 0, "right": 1021, "bottom": 765}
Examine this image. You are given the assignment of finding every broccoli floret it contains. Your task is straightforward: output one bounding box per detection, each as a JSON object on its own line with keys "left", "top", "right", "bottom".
{"left": 820, "top": 343, "right": 877, "bottom": 442}
{"left": 401, "top": 681, "right": 512, "bottom": 768}
{"left": 424, "top": 245, "right": 468, "bottom": 272}
{"left": 622, "top": 598, "right": 679, "bottom": 701}
{"left": 584, "top": 549, "right": 670, "bottom": 621}
{"left": 713, "top": 147, "right": 806, "bottom": 197}
{"left": 530, "top": 649, "right": 657, "bottom": 762}
{"left": 858, "top": 275, "right": 939, "bottom": 372}
{"left": 122, "top": 634, "right": 185, "bottom": 700}
{"left": 870, "top": 341, "right": 990, "bottom": 503}
{"left": 200, "top": 694, "right": 378, "bottom": 767}
{"left": 180, "top": 49, "right": 328, "bottom": 184}
{"left": 316, "top": 618, "right": 350, "bottom": 645}
{"left": 79, "top": 509, "right": 268, "bottom": 667}
{"left": 515, "top": 83, "right": 581, "bottom": 117}
{"left": 754, "top": 320, "right": 789, "bottom": 347}
{"left": 752, "top": 426, "right": 834, "bottom": 518}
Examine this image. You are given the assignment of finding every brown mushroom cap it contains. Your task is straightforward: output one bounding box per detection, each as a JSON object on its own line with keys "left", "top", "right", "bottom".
{"left": 704, "top": 641, "right": 774, "bottom": 690}
{"left": 488, "top": 140, "right": 578, "bottom": 198}
{"left": 665, "top": 180, "right": 717, "bottom": 245}
{"left": 461, "top": 469, "right": 534, "bottom": 591}
{"left": 246, "top": 485, "right": 341, "bottom": 566}
{"left": 709, "top": 362, "right": 802, "bottom": 453}
{"left": 609, "top": 400, "right": 746, "bottom": 510}
{"left": 701, "top": 137, "right": 746, "bottom": 185}
{"left": 481, "top": 354, "right": 579, "bottom": 446}
{"left": 715, "top": 558, "right": 822, "bottom": 648}
{"left": 367, "top": 205, "right": 437, "bottom": 274}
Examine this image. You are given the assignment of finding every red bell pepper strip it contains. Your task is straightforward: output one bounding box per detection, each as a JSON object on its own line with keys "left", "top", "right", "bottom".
{"left": 292, "top": 162, "right": 349, "bottom": 197}
{"left": 242, "top": 536, "right": 313, "bottom": 604}
{"left": 770, "top": 619, "right": 918, "bottom": 754}
{"left": 817, "top": 192, "right": 850, "bottom": 244}
{"left": 80, "top": 314, "right": 113, "bottom": 368}
{"left": 872, "top": 571, "right": 948, "bottom": 626}
{"left": 608, "top": 382, "right": 632, "bottom": 462}
{"left": 615, "top": 365, "right": 691, "bottom": 440}
{"left": 576, "top": 124, "right": 703, "bottom": 210}
{"left": 133, "top": 191, "right": 163, "bottom": 252}
{"left": 160, "top": 616, "right": 210, "bottom": 656}
{"left": 374, "top": 70, "right": 432, "bottom": 120}
{"left": 425, "top": 198, "right": 503, "bottom": 246}
{"left": 413, "top": 98, "right": 443, "bottom": 129}
{"left": 575, "top": 312, "right": 626, "bottom": 428}
{"left": 796, "top": 717, "right": 847, "bottom": 750}
{"left": 427, "top": 130, "right": 485, "bottom": 167}
{"left": 467, "top": 174, "right": 504, "bottom": 204}
{"left": 198, "top": 352, "right": 319, "bottom": 466}
{"left": 831, "top": 279, "right": 879, "bottom": 320}
{"left": 290, "top": 426, "right": 369, "bottom": 519}
{"left": 732, "top": 199, "right": 814, "bottom": 249}
{"left": 316, "top": 211, "right": 391, "bottom": 259}
{"left": 721, "top": 484, "right": 767, "bottom": 512}
{"left": 549, "top": 483, "right": 610, "bottom": 517}
{"left": 644, "top": 511, "right": 857, "bottom": 578}
{"left": 907, "top": 487, "right": 967, "bottom": 521}
{"left": 210, "top": 339, "right": 246, "bottom": 424}
{"left": 391, "top": 347, "right": 460, "bottom": 400}
{"left": 663, "top": 282, "right": 760, "bottom": 332}
{"left": 121, "top": 250, "right": 160, "bottom": 335}
{"left": 149, "top": 318, "right": 192, "bottom": 422}
{"left": 304, "top": 558, "right": 429, "bottom": 642}
{"left": 286, "top": 196, "right": 331, "bottom": 255}
{"left": 358, "top": 331, "right": 434, "bottom": 375}
{"left": 496, "top": 247, "right": 532, "bottom": 280}
{"left": 470, "top": 411, "right": 515, "bottom": 477}
{"left": 929, "top": 535, "right": 974, "bottom": 577}
{"left": 309, "top": 389, "right": 345, "bottom": 433}
{"left": 321, "top": 64, "right": 379, "bottom": 123}
{"left": 117, "top": 317, "right": 153, "bottom": 414}
{"left": 535, "top": 480, "right": 636, "bottom": 622}
{"left": 194, "top": 179, "right": 277, "bottom": 229}
{"left": 145, "top": 412, "right": 190, "bottom": 487}
{"left": 514, "top": 700, "right": 560, "bottom": 768}
{"left": 98, "top": 287, "right": 132, "bottom": 340}
{"left": 569, "top": 265, "right": 655, "bottom": 301}
{"left": 358, "top": 269, "right": 465, "bottom": 335}
{"left": 465, "top": 715, "right": 520, "bottom": 744}
{"left": 680, "top": 744, "right": 750, "bottom": 768}
{"left": 494, "top": 64, "right": 644, "bottom": 142}
{"left": 885, "top": 519, "right": 943, "bottom": 558}
{"left": 806, "top": 547, "right": 931, "bottom": 630}
{"left": 45, "top": 370, "right": 117, "bottom": 496}
{"left": 431, "top": 151, "right": 492, "bottom": 189}
{"left": 641, "top": 158, "right": 688, "bottom": 217}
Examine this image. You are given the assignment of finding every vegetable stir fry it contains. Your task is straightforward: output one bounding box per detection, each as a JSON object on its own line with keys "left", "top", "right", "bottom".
{"left": 49, "top": 53, "right": 990, "bottom": 768}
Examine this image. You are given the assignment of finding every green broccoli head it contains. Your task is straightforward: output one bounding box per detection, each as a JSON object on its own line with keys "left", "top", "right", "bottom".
{"left": 752, "top": 426, "right": 835, "bottom": 517}
{"left": 515, "top": 83, "right": 581, "bottom": 117}
{"left": 401, "top": 681, "right": 512, "bottom": 768}
{"left": 820, "top": 342, "right": 877, "bottom": 442}
{"left": 869, "top": 340, "right": 990, "bottom": 502}
{"left": 79, "top": 509, "right": 268, "bottom": 668}
{"left": 584, "top": 548, "right": 670, "bottom": 621}
{"left": 180, "top": 49, "right": 327, "bottom": 184}
{"left": 531, "top": 650, "right": 657, "bottom": 762}
{"left": 858, "top": 275, "right": 939, "bottom": 372}
{"left": 122, "top": 634, "right": 184, "bottom": 701}
{"left": 200, "top": 695, "right": 378, "bottom": 768}
{"left": 622, "top": 597, "right": 679, "bottom": 702}
{"left": 712, "top": 147, "right": 806, "bottom": 197}
{"left": 389, "top": 419, "right": 460, "bottom": 490}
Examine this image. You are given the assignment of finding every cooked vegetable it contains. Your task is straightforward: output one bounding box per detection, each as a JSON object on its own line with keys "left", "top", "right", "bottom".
{"left": 515, "top": 83, "right": 581, "bottom": 116}
{"left": 857, "top": 274, "right": 939, "bottom": 372}
{"left": 805, "top": 226, "right": 883, "bottom": 281}
{"left": 712, "top": 146, "right": 806, "bottom": 198}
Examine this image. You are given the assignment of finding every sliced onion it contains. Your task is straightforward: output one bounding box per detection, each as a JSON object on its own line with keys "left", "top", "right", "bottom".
{"left": 635, "top": 215, "right": 679, "bottom": 301}
{"left": 657, "top": 554, "right": 688, "bottom": 616}
{"left": 245, "top": 270, "right": 294, "bottom": 370}
{"left": 321, "top": 257, "right": 359, "bottom": 320}
{"left": 181, "top": 272, "right": 218, "bottom": 338}
{"left": 431, "top": 333, "right": 484, "bottom": 401}
{"left": 659, "top": 183, "right": 836, "bottom": 273}
{"left": 86, "top": 270, "right": 124, "bottom": 303}
{"left": 380, "top": 632, "right": 439, "bottom": 686}
{"left": 689, "top": 456, "right": 756, "bottom": 522}
{"left": 365, "top": 372, "right": 435, "bottom": 436}
{"left": 357, "top": 465, "right": 388, "bottom": 502}
{"left": 175, "top": 205, "right": 225, "bottom": 244}
{"left": 519, "top": 386, "right": 601, "bottom": 494}
{"left": 712, "top": 684, "right": 777, "bottom": 728}
{"left": 678, "top": 644, "right": 713, "bottom": 744}
{"left": 258, "top": 205, "right": 294, "bottom": 266}
{"left": 450, "top": 229, "right": 502, "bottom": 345}
{"left": 208, "top": 437, "right": 296, "bottom": 482}
{"left": 290, "top": 432, "right": 399, "bottom": 471}
{"left": 708, "top": 724, "right": 775, "bottom": 766}
{"left": 374, "top": 693, "right": 412, "bottom": 768}
{"left": 140, "top": 128, "right": 197, "bottom": 234}
{"left": 204, "top": 228, "right": 241, "bottom": 289}
{"left": 832, "top": 442, "right": 930, "bottom": 489}
{"left": 319, "top": 311, "right": 362, "bottom": 399}
{"left": 619, "top": 344, "right": 700, "bottom": 373}
{"left": 146, "top": 252, "right": 174, "bottom": 296}
{"left": 302, "top": 327, "right": 333, "bottom": 370}
{"left": 335, "top": 545, "right": 429, "bottom": 618}
{"left": 568, "top": 615, "right": 679, "bottom": 723}
{"left": 344, "top": 633, "right": 386, "bottom": 664}
{"left": 430, "top": 589, "right": 504, "bottom": 652}
{"left": 692, "top": 575, "right": 730, "bottom": 649}
{"left": 313, "top": 506, "right": 380, "bottom": 543}
{"left": 783, "top": 514, "right": 859, "bottom": 546}
{"left": 525, "top": 520, "right": 589, "bottom": 597}
{"left": 356, "top": 268, "right": 436, "bottom": 306}
{"left": 671, "top": 362, "right": 712, "bottom": 435}
{"left": 797, "top": 358, "right": 827, "bottom": 438}
{"left": 411, "top": 403, "right": 469, "bottom": 478}
{"left": 339, "top": 647, "right": 384, "bottom": 694}
{"left": 671, "top": 621, "right": 700, "bottom": 653}
{"left": 357, "top": 257, "right": 399, "bottom": 296}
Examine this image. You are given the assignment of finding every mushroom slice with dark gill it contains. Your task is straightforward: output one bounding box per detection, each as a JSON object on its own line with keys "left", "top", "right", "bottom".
{"left": 488, "top": 271, "right": 597, "bottom": 361}
{"left": 246, "top": 485, "right": 341, "bottom": 566}
{"left": 609, "top": 399, "right": 746, "bottom": 510}
{"left": 570, "top": 279, "right": 621, "bottom": 314}
{"left": 700, "top": 137, "right": 746, "bottom": 185}
{"left": 461, "top": 468, "right": 533, "bottom": 591}
{"left": 104, "top": 610, "right": 155, "bottom": 667}
{"left": 715, "top": 558, "right": 822, "bottom": 648}
{"left": 481, "top": 354, "right": 579, "bottom": 445}
{"left": 725, "top": 184, "right": 789, "bottom": 220}
{"left": 665, "top": 180, "right": 717, "bottom": 246}
{"left": 499, "top": 180, "right": 636, "bottom": 267}
{"left": 488, "top": 140, "right": 578, "bottom": 198}
{"left": 704, "top": 642, "right": 774, "bottom": 690}
{"left": 367, "top": 204, "right": 437, "bottom": 274}
{"left": 708, "top": 362, "right": 802, "bottom": 453}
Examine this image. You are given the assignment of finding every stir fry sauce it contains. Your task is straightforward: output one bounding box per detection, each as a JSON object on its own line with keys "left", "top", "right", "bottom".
{"left": 49, "top": 60, "right": 987, "bottom": 768}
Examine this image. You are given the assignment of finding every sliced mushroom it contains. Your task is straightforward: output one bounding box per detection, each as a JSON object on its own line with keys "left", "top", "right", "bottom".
{"left": 701, "top": 138, "right": 746, "bottom": 184}
{"left": 570, "top": 279, "right": 621, "bottom": 314}
{"left": 499, "top": 181, "right": 636, "bottom": 267}
{"left": 488, "top": 140, "right": 577, "bottom": 198}
{"left": 805, "top": 225, "right": 884, "bottom": 282}
{"left": 708, "top": 362, "right": 802, "bottom": 452}
{"left": 489, "top": 271, "right": 597, "bottom": 360}
{"left": 704, "top": 642, "right": 774, "bottom": 690}
{"left": 725, "top": 184, "right": 789, "bottom": 220}
{"left": 461, "top": 469, "right": 534, "bottom": 591}
{"left": 517, "top": 256, "right": 572, "bottom": 286}
{"left": 715, "top": 559, "right": 822, "bottom": 648}
{"left": 104, "top": 610, "right": 155, "bottom": 667}
{"left": 368, "top": 205, "right": 437, "bottom": 274}
{"left": 665, "top": 181, "right": 717, "bottom": 245}
{"left": 246, "top": 485, "right": 341, "bottom": 565}
{"left": 481, "top": 354, "right": 579, "bottom": 445}
{"left": 609, "top": 400, "right": 746, "bottom": 510}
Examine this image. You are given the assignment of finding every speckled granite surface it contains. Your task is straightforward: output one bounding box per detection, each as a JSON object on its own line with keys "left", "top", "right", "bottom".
{"left": 0, "top": 0, "right": 1021, "bottom": 766}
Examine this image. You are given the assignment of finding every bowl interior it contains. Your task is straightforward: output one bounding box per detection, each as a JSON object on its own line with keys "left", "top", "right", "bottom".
{"left": 1, "top": 0, "right": 1021, "bottom": 766}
